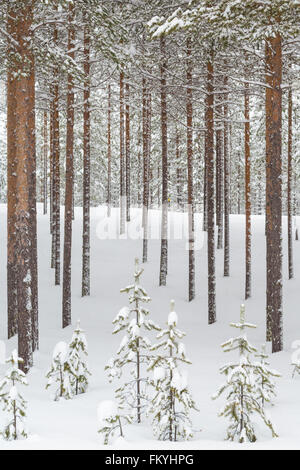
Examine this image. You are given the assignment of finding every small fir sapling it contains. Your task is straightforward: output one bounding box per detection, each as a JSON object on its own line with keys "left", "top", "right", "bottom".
{"left": 0, "top": 350, "right": 28, "bottom": 440}
{"left": 46, "top": 341, "right": 73, "bottom": 401}
{"left": 148, "top": 300, "right": 198, "bottom": 442}
{"left": 105, "top": 258, "right": 160, "bottom": 423}
{"left": 213, "top": 304, "right": 278, "bottom": 443}
{"left": 98, "top": 400, "right": 132, "bottom": 445}
{"left": 68, "top": 320, "right": 91, "bottom": 395}
{"left": 254, "top": 344, "right": 280, "bottom": 407}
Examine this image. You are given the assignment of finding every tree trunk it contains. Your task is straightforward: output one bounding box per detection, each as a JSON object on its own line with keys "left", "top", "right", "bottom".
{"left": 142, "top": 80, "right": 150, "bottom": 263}
{"left": 223, "top": 75, "right": 230, "bottom": 277}
{"left": 245, "top": 81, "right": 251, "bottom": 299}
{"left": 82, "top": 22, "right": 91, "bottom": 297}
{"left": 62, "top": 2, "right": 75, "bottom": 328}
{"left": 186, "top": 38, "right": 195, "bottom": 302}
{"left": 119, "top": 70, "right": 126, "bottom": 235}
{"left": 288, "top": 87, "right": 293, "bottom": 280}
{"left": 43, "top": 111, "right": 48, "bottom": 215}
{"left": 216, "top": 96, "right": 223, "bottom": 250}
{"left": 125, "top": 82, "right": 131, "bottom": 223}
{"left": 15, "top": 1, "right": 36, "bottom": 372}
{"left": 159, "top": 36, "right": 168, "bottom": 287}
{"left": 206, "top": 59, "right": 216, "bottom": 324}
{"left": 107, "top": 84, "right": 112, "bottom": 217}
{"left": 265, "top": 35, "right": 283, "bottom": 353}
{"left": 7, "top": 7, "right": 18, "bottom": 339}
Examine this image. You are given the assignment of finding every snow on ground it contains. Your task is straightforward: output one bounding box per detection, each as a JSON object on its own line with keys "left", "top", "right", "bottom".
{"left": 0, "top": 204, "right": 299, "bottom": 449}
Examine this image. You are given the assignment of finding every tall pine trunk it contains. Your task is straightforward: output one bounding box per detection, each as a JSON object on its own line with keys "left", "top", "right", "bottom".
{"left": 265, "top": 35, "right": 283, "bottom": 353}
{"left": 119, "top": 70, "right": 126, "bottom": 235}
{"left": 186, "top": 38, "right": 195, "bottom": 302}
{"left": 62, "top": 2, "right": 75, "bottom": 327}
{"left": 288, "top": 87, "right": 293, "bottom": 280}
{"left": 82, "top": 22, "right": 91, "bottom": 297}
{"left": 107, "top": 84, "right": 112, "bottom": 217}
{"left": 206, "top": 58, "right": 216, "bottom": 324}
{"left": 223, "top": 75, "right": 230, "bottom": 277}
{"left": 43, "top": 111, "right": 48, "bottom": 215}
{"left": 125, "top": 82, "right": 131, "bottom": 223}
{"left": 245, "top": 81, "right": 251, "bottom": 299}
{"left": 159, "top": 36, "right": 168, "bottom": 287}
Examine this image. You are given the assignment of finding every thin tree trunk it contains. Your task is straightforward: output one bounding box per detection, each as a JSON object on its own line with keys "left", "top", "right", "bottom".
{"left": 159, "top": 36, "right": 168, "bottom": 287}
{"left": 206, "top": 58, "right": 216, "bottom": 324}
{"left": 125, "top": 81, "right": 131, "bottom": 223}
{"left": 43, "top": 111, "right": 48, "bottom": 215}
{"left": 216, "top": 96, "right": 224, "bottom": 250}
{"left": 7, "top": 7, "right": 18, "bottom": 339}
{"left": 62, "top": 2, "right": 75, "bottom": 328}
{"left": 245, "top": 81, "right": 251, "bottom": 299}
{"left": 119, "top": 70, "right": 126, "bottom": 235}
{"left": 186, "top": 38, "right": 195, "bottom": 302}
{"left": 288, "top": 87, "right": 293, "bottom": 280}
{"left": 223, "top": 75, "right": 230, "bottom": 277}
{"left": 107, "top": 84, "right": 112, "bottom": 217}
{"left": 142, "top": 80, "right": 150, "bottom": 263}
{"left": 82, "top": 22, "right": 91, "bottom": 297}
{"left": 265, "top": 35, "right": 283, "bottom": 352}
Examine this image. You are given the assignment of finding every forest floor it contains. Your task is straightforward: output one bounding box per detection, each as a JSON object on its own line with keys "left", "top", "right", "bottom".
{"left": 0, "top": 204, "right": 300, "bottom": 450}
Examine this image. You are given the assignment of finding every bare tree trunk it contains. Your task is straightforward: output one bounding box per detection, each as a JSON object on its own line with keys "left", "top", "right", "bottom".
{"left": 82, "top": 22, "right": 91, "bottom": 297}
{"left": 107, "top": 84, "right": 112, "bottom": 217}
{"left": 245, "top": 81, "right": 251, "bottom": 299}
{"left": 119, "top": 70, "right": 126, "bottom": 235}
{"left": 206, "top": 58, "right": 216, "bottom": 324}
{"left": 265, "top": 35, "right": 283, "bottom": 352}
{"left": 7, "top": 7, "right": 18, "bottom": 339}
{"left": 142, "top": 81, "right": 150, "bottom": 263}
{"left": 216, "top": 95, "right": 223, "bottom": 250}
{"left": 186, "top": 38, "right": 195, "bottom": 302}
{"left": 43, "top": 111, "right": 48, "bottom": 215}
{"left": 288, "top": 87, "right": 293, "bottom": 280}
{"left": 223, "top": 75, "right": 230, "bottom": 277}
{"left": 125, "top": 81, "right": 131, "bottom": 222}
{"left": 15, "top": 1, "right": 36, "bottom": 372}
{"left": 159, "top": 36, "right": 168, "bottom": 287}
{"left": 62, "top": 2, "right": 75, "bottom": 328}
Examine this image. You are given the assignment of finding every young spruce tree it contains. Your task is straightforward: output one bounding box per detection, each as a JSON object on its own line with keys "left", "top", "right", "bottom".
{"left": 148, "top": 300, "right": 198, "bottom": 442}
{"left": 46, "top": 342, "right": 73, "bottom": 401}
{"left": 0, "top": 350, "right": 28, "bottom": 440}
{"left": 68, "top": 321, "right": 91, "bottom": 395}
{"left": 213, "top": 305, "right": 278, "bottom": 443}
{"left": 105, "top": 258, "right": 160, "bottom": 423}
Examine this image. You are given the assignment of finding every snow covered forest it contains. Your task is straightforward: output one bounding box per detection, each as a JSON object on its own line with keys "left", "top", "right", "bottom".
{"left": 0, "top": 0, "right": 299, "bottom": 451}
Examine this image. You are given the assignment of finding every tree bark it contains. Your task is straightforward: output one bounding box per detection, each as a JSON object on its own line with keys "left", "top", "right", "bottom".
{"left": 206, "top": 59, "right": 216, "bottom": 324}
{"left": 159, "top": 36, "right": 168, "bottom": 287}
{"left": 245, "top": 81, "right": 251, "bottom": 299}
{"left": 125, "top": 81, "right": 131, "bottom": 223}
{"left": 107, "top": 84, "right": 112, "bottom": 217}
{"left": 62, "top": 2, "right": 75, "bottom": 328}
{"left": 82, "top": 22, "right": 91, "bottom": 297}
{"left": 223, "top": 75, "right": 230, "bottom": 277}
{"left": 119, "top": 70, "right": 126, "bottom": 235}
{"left": 186, "top": 38, "right": 195, "bottom": 302}
{"left": 43, "top": 111, "right": 48, "bottom": 215}
{"left": 265, "top": 35, "right": 283, "bottom": 352}
{"left": 288, "top": 87, "right": 293, "bottom": 280}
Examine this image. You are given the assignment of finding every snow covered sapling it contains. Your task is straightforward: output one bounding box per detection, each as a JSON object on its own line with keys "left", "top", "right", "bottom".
{"left": 105, "top": 258, "right": 160, "bottom": 423}
{"left": 148, "top": 300, "right": 198, "bottom": 442}
{"left": 0, "top": 350, "right": 28, "bottom": 440}
{"left": 98, "top": 400, "right": 132, "bottom": 445}
{"left": 255, "top": 344, "right": 280, "bottom": 407}
{"left": 68, "top": 321, "right": 91, "bottom": 395}
{"left": 213, "top": 305, "right": 278, "bottom": 443}
{"left": 46, "top": 342, "right": 73, "bottom": 401}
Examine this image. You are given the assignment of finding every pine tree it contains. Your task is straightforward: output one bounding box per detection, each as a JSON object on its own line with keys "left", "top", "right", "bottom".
{"left": 213, "top": 305, "right": 278, "bottom": 443}
{"left": 98, "top": 400, "right": 132, "bottom": 445}
{"left": 0, "top": 350, "right": 28, "bottom": 441}
{"left": 105, "top": 258, "right": 160, "bottom": 423}
{"left": 68, "top": 321, "right": 91, "bottom": 396}
{"left": 254, "top": 344, "right": 280, "bottom": 408}
{"left": 148, "top": 300, "right": 198, "bottom": 442}
{"left": 46, "top": 342, "right": 73, "bottom": 401}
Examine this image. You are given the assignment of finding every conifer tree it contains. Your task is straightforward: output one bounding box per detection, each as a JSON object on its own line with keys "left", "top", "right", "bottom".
{"left": 148, "top": 300, "right": 198, "bottom": 442}
{"left": 105, "top": 258, "right": 160, "bottom": 423}
{"left": 68, "top": 321, "right": 91, "bottom": 395}
{"left": 0, "top": 350, "right": 28, "bottom": 441}
{"left": 46, "top": 342, "right": 73, "bottom": 401}
{"left": 254, "top": 344, "right": 280, "bottom": 408}
{"left": 213, "top": 305, "right": 278, "bottom": 443}
{"left": 98, "top": 400, "right": 132, "bottom": 445}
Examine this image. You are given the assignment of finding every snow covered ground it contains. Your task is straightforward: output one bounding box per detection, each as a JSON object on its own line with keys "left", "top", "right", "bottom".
{"left": 0, "top": 204, "right": 300, "bottom": 450}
